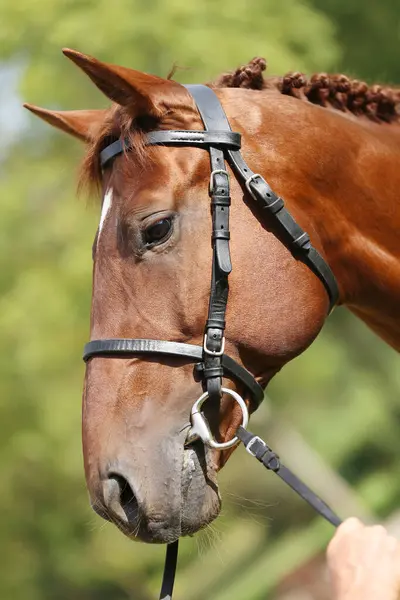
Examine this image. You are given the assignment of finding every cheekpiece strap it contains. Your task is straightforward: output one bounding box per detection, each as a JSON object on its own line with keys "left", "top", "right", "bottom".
{"left": 184, "top": 85, "right": 234, "bottom": 402}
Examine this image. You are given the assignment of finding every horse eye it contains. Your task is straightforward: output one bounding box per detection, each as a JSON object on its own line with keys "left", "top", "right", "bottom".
{"left": 144, "top": 218, "right": 173, "bottom": 246}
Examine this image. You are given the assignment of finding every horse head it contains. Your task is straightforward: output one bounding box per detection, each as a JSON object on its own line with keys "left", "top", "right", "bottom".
{"left": 25, "top": 49, "right": 346, "bottom": 543}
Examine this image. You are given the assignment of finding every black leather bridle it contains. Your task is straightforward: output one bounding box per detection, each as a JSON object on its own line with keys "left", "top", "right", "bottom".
{"left": 83, "top": 85, "right": 341, "bottom": 599}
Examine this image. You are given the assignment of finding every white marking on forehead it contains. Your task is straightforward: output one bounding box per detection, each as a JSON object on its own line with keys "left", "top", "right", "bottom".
{"left": 98, "top": 188, "right": 113, "bottom": 241}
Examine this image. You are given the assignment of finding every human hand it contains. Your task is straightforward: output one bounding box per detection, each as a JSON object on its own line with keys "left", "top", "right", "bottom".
{"left": 327, "top": 517, "right": 400, "bottom": 600}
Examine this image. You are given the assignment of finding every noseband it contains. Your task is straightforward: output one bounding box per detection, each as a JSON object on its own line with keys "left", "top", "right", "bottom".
{"left": 83, "top": 85, "right": 340, "bottom": 599}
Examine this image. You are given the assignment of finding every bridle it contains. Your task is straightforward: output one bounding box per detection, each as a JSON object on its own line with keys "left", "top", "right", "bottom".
{"left": 83, "top": 85, "right": 341, "bottom": 599}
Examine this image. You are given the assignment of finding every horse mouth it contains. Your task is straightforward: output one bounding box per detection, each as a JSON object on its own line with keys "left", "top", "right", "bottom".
{"left": 92, "top": 444, "right": 221, "bottom": 544}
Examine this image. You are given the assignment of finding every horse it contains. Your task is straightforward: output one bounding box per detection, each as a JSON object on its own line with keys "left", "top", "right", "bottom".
{"left": 24, "top": 51, "right": 400, "bottom": 549}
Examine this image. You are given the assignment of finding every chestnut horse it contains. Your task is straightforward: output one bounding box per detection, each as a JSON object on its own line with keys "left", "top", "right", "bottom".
{"left": 25, "top": 51, "right": 400, "bottom": 545}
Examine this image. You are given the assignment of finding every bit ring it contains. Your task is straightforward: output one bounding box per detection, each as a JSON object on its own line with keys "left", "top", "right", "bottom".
{"left": 186, "top": 387, "right": 249, "bottom": 449}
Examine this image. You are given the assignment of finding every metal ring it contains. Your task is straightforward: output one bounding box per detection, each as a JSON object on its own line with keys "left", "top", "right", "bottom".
{"left": 188, "top": 387, "right": 249, "bottom": 450}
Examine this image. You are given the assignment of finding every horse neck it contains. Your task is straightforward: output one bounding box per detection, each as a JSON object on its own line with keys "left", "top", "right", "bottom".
{"left": 231, "top": 91, "right": 400, "bottom": 350}
{"left": 307, "top": 120, "right": 400, "bottom": 350}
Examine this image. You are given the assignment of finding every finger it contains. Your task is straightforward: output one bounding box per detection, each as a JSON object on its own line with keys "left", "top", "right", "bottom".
{"left": 369, "top": 524, "right": 389, "bottom": 539}
{"left": 338, "top": 517, "right": 364, "bottom": 534}
{"left": 327, "top": 517, "right": 364, "bottom": 558}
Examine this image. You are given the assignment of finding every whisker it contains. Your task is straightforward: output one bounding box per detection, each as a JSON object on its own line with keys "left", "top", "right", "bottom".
{"left": 225, "top": 489, "right": 278, "bottom": 510}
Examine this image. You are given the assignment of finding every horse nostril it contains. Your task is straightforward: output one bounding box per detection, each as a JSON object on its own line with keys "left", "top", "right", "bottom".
{"left": 103, "top": 473, "right": 139, "bottom": 525}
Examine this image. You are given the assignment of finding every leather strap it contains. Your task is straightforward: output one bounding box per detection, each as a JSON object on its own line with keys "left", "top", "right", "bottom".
{"left": 83, "top": 339, "right": 265, "bottom": 409}
{"left": 237, "top": 426, "right": 341, "bottom": 527}
{"left": 147, "top": 130, "right": 241, "bottom": 148}
{"left": 185, "top": 84, "right": 233, "bottom": 130}
{"left": 100, "top": 130, "right": 241, "bottom": 168}
{"left": 159, "top": 541, "right": 179, "bottom": 600}
{"left": 184, "top": 85, "right": 233, "bottom": 402}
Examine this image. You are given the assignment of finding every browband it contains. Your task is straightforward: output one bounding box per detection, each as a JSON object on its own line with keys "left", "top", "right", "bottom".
{"left": 100, "top": 130, "right": 242, "bottom": 168}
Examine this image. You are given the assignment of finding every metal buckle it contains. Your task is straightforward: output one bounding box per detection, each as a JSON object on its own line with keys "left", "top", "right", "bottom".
{"left": 186, "top": 387, "right": 249, "bottom": 450}
{"left": 203, "top": 333, "right": 225, "bottom": 356}
{"left": 245, "top": 436, "right": 265, "bottom": 457}
{"left": 209, "top": 169, "right": 228, "bottom": 194}
{"left": 244, "top": 173, "right": 262, "bottom": 198}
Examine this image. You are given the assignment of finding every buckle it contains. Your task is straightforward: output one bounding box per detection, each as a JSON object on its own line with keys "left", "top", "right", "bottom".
{"left": 203, "top": 333, "right": 225, "bottom": 356}
{"left": 209, "top": 169, "right": 228, "bottom": 194}
{"left": 245, "top": 435, "right": 265, "bottom": 457}
{"left": 244, "top": 173, "right": 262, "bottom": 198}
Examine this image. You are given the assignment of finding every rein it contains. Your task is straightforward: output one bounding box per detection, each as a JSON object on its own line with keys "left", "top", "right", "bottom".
{"left": 83, "top": 84, "right": 341, "bottom": 599}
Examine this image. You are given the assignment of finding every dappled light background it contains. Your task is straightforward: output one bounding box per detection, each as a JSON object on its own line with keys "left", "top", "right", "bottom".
{"left": 1, "top": 1, "right": 399, "bottom": 598}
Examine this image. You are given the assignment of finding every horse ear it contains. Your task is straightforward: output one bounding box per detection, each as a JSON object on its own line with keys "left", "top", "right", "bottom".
{"left": 23, "top": 104, "right": 107, "bottom": 142}
{"left": 62, "top": 48, "right": 182, "bottom": 115}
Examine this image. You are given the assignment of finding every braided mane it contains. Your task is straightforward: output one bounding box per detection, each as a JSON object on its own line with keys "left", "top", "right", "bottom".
{"left": 211, "top": 57, "right": 400, "bottom": 124}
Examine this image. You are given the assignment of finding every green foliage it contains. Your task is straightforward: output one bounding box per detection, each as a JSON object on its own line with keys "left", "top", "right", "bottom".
{"left": 0, "top": 0, "right": 340, "bottom": 110}
{"left": 0, "top": 1, "right": 399, "bottom": 598}
{"left": 308, "top": 0, "right": 400, "bottom": 83}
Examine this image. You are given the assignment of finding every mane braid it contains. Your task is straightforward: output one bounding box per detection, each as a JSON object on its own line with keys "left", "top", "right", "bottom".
{"left": 211, "top": 57, "right": 400, "bottom": 124}
{"left": 80, "top": 56, "right": 400, "bottom": 194}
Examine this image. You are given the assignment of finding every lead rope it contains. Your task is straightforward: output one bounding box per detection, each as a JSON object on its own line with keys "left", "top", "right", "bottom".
{"left": 159, "top": 540, "right": 179, "bottom": 600}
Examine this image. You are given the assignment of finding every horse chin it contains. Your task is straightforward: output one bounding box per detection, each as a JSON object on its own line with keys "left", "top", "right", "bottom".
{"left": 179, "top": 445, "right": 221, "bottom": 537}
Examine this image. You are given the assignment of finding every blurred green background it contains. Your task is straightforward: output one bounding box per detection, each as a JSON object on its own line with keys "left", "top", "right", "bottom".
{"left": 1, "top": 1, "right": 399, "bottom": 598}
